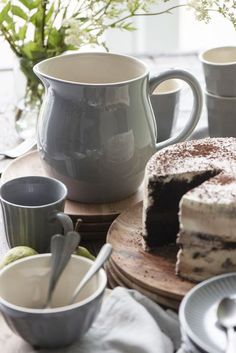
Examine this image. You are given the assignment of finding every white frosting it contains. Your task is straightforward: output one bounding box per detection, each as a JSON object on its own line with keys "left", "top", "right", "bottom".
{"left": 183, "top": 177, "right": 236, "bottom": 204}
{"left": 149, "top": 169, "right": 213, "bottom": 184}
{"left": 146, "top": 137, "right": 236, "bottom": 180}
{"left": 179, "top": 174, "right": 236, "bottom": 240}
{"left": 176, "top": 247, "right": 236, "bottom": 282}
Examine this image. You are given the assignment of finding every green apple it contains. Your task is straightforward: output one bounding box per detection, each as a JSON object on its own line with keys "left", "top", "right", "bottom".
{"left": 74, "top": 246, "right": 95, "bottom": 260}
{"left": 0, "top": 246, "right": 38, "bottom": 269}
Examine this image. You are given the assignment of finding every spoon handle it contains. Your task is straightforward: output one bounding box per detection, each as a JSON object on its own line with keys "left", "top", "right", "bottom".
{"left": 70, "top": 243, "right": 112, "bottom": 305}
{"left": 45, "top": 234, "right": 65, "bottom": 307}
{"left": 57, "top": 231, "right": 81, "bottom": 277}
{"left": 227, "top": 327, "right": 236, "bottom": 353}
{"left": 45, "top": 231, "right": 80, "bottom": 308}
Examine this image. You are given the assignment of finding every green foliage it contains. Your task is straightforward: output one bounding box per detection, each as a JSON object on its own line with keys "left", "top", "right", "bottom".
{"left": 0, "top": 0, "right": 75, "bottom": 104}
{"left": 0, "top": 0, "right": 235, "bottom": 105}
{"left": 188, "top": 0, "right": 236, "bottom": 27}
{"left": 1, "top": 0, "right": 234, "bottom": 65}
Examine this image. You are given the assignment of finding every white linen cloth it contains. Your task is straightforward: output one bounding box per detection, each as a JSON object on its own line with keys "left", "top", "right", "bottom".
{"left": 0, "top": 287, "right": 193, "bottom": 353}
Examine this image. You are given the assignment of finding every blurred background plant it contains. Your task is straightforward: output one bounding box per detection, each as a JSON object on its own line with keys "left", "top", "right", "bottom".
{"left": 0, "top": 0, "right": 235, "bottom": 136}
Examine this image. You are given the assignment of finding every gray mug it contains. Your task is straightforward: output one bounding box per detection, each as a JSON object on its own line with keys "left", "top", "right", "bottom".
{"left": 150, "top": 79, "right": 182, "bottom": 142}
{"left": 199, "top": 46, "right": 236, "bottom": 97}
{"left": 205, "top": 90, "right": 236, "bottom": 137}
{"left": 0, "top": 176, "right": 73, "bottom": 253}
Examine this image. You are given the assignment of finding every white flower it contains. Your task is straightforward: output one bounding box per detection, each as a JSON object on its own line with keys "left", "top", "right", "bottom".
{"left": 65, "top": 34, "right": 82, "bottom": 46}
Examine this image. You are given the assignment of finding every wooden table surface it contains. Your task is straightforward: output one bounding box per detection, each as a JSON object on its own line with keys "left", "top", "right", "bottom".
{"left": 0, "top": 53, "right": 208, "bottom": 259}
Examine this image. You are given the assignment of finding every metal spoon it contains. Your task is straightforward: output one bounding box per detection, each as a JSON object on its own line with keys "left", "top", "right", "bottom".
{"left": 45, "top": 231, "right": 81, "bottom": 308}
{"left": 69, "top": 243, "right": 112, "bottom": 305}
{"left": 0, "top": 136, "right": 36, "bottom": 159}
{"left": 217, "top": 297, "right": 236, "bottom": 353}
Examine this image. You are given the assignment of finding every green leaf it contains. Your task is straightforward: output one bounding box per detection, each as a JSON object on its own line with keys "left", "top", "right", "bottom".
{"left": 31, "top": 49, "right": 46, "bottom": 60}
{"left": 127, "top": 0, "right": 140, "bottom": 13}
{"left": 29, "top": 12, "right": 37, "bottom": 24}
{"left": 30, "top": 7, "right": 43, "bottom": 28}
{"left": 3, "top": 13, "right": 13, "bottom": 26}
{"left": 77, "top": 17, "right": 89, "bottom": 23}
{"left": 21, "top": 41, "right": 38, "bottom": 59}
{"left": 121, "top": 21, "right": 136, "bottom": 31}
{"left": 0, "top": 3, "right": 11, "bottom": 25}
{"left": 11, "top": 5, "right": 28, "bottom": 20}
{"left": 19, "top": 0, "right": 40, "bottom": 10}
{"left": 21, "top": 41, "right": 47, "bottom": 61}
{"left": 45, "top": 3, "right": 54, "bottom": 22}
{"left": 18, "top": 24, "right": 27, "bottom": 40}
{"left": 48, "top": 28, "right": 64, "bottom": 47}
{"left": 11, "top": 31, "right": 20, "bottom": 42}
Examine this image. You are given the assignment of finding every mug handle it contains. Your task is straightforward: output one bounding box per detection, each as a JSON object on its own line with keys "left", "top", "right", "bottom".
{"left": 55, "top": 211, "right": 74, "bottom": 234}
{"left": 149, "top": 69, "right": 203, "bottom": 151}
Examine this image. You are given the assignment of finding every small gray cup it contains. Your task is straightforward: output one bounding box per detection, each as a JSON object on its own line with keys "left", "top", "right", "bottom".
{"left": 0, "top": 176, "right": 73, "bottom": 253}
{"left": 205, "top": 90, "right": 236, "bottom": 137}
{"left": 199, "top": 46, "right": 236, "bottom": 97}
{"left": 150, "top": 79, "right": 181, "bottom": 142}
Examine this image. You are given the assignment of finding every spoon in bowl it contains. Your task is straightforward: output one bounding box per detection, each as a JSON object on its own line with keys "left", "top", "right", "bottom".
{"left": 45, "top": 231, "right": 81, "bottom": 308}
{"left": 69, "top": 243, "right": 112, "bottom": 305}
{"left": 217, "top": 297, "right": 236, "bottom": 353}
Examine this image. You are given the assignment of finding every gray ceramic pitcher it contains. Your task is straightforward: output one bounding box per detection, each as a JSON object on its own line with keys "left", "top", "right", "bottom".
{"left": 34, "top": 52, "right": 203, "bottom": 203}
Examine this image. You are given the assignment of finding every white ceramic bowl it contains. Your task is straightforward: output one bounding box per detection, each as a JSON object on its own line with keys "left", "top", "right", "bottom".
{"left": 0, "top": 254, "right": 107, "bottom": 348}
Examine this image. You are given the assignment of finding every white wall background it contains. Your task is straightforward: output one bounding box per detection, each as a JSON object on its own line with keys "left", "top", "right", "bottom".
{"left": 179, "top": 7, "right": 236, "bottom": 53}
{"left": 106, "top": 2, "right": 181, "bottom": 54}
{"left": 0, "top": 39, "right": 14, "bottom": 69}
{"left": 106, "top": 3, "right": 236, "bottom": 55}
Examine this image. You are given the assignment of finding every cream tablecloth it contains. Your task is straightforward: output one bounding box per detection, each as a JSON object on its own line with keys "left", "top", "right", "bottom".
{"left": 0, "top": 287, "right": 190, "bottom": 353}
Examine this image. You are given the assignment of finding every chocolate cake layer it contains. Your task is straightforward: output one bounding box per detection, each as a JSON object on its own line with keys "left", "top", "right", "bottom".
{"left": 177, "top": 230, "right": 236, "bottom": 250}
{"left": 143, "top": 171, "right": 217, "bottom": 248}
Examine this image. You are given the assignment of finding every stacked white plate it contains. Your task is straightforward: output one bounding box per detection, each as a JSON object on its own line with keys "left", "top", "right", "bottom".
{"left": 179, "top": 273, "right": 236, "bottom": 353}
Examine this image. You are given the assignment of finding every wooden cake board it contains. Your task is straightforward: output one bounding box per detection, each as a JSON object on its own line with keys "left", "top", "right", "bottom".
{"left": 105, "top": 260, "right": 181, "bottom": 309}
{"left": 106, "top": 201, "right": 195, "bottom": 309}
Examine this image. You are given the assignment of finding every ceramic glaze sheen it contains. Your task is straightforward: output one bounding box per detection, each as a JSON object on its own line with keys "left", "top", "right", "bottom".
{"left": 34, "top": 52, "right": 203, "bottom": 203}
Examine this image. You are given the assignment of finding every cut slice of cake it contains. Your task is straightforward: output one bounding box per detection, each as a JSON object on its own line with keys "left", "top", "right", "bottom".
{"left": 176, "top": 173, "right": 236, "bottom": 281}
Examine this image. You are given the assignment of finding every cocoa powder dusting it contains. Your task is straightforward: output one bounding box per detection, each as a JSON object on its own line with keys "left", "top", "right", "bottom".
{"left": 213, "top": 174, "right": 236, "bottom": 185}
{"left": 147, "top": 137, "right": 236, "bottom": 176}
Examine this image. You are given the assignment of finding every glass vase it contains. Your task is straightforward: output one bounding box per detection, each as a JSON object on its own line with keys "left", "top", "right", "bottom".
{"left": 15, "top": 98, "right": 41, "bottom": 139}
{"left": 14, "top": 58, "right": 44, "bottom": 139}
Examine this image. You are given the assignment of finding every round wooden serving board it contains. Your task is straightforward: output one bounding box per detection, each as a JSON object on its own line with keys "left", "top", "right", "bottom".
{"left": 105, "top": 259, "right": 181, "bottom": 309}
{"left": 106, "top": 201, "right": 195, "bottom": 307}
{"left": 1, "top": 151, "right": 143, "bottom": 222}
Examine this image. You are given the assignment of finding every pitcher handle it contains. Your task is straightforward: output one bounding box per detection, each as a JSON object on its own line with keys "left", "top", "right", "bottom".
{"left": 149, "top": 69, "right": 203, "bottom": 151}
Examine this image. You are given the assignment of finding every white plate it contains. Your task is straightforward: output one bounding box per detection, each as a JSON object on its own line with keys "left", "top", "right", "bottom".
{"left": 181, "top": 328, "right": 206, "bottom": 353}
{"left": 179, "top": 273, "right": 236, "bottom": 353}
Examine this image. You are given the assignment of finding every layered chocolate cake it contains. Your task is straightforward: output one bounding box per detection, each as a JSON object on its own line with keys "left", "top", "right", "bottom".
{"left": 142, "top": 137, "right": 236, "bottom": 282}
